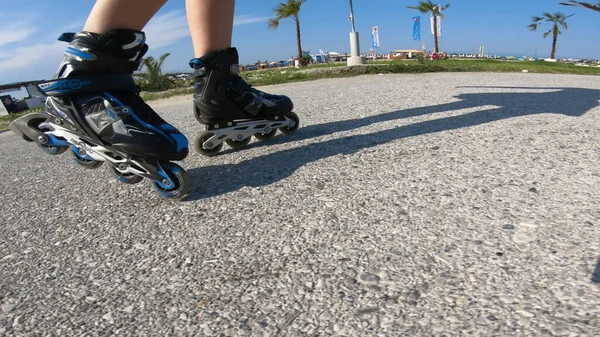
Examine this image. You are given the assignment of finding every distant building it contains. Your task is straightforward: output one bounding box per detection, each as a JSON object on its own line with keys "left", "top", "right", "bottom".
{"left": 390, "top": 49, "right": 424, "bottom": 59}
{"left": 0, "top": 80, "right": 46, "bottom": 116}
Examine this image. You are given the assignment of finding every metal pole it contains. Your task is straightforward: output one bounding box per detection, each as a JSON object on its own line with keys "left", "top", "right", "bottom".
{"left": 347, "top": 0, "right": 365, "bottom": 65}
{"left": 349, "top": 0, "right": 356, "bottom": 32}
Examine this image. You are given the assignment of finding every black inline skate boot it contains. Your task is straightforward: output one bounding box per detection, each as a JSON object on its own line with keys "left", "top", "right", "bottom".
{"left": 190, "top": 47, "right": 300, "bottom": 156}
{"left": 9, "top": 29, "right": 190, "bottom": 199}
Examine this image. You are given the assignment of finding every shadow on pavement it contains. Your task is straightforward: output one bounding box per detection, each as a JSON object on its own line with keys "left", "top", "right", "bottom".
{"left": 185, "top": 86, "right": 600, "bottom": 201}
{"left": 593, "top": 258, "right": 600, "bottom": 284}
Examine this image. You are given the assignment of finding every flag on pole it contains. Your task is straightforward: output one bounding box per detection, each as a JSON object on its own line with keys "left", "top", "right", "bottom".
{"left": 412, "top": 16, "right": 420, "bottom": 41}
{"left": 372, "top": 26, "right": 380, "bottom": 48}
{"left": 430, "top": 4, "right": 442, "bottom": 36}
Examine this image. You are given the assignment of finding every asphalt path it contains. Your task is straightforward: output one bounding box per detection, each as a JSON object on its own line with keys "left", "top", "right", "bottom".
{"left": 1, "top": 72, "right": 599, "bottom": 336}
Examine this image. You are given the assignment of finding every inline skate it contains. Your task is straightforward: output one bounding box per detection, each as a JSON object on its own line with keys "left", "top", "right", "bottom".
{"left": 9, "top": 29, "right": 191, "bottom": 200}
{"left": 190, "top": 47, "right": 299, "bottom": 156}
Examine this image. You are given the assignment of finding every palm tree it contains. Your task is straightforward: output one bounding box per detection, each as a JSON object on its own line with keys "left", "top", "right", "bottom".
{"left": 267, "top": 0, "right": 307, "bottom": 61}
{"left": 135, "top": 52, "right": 176, "bottom": 91}
{"left": 527, "top": 12, "right": 574, "bottom": 60}
{"left": 559, "top": 1, "right": 600, "bottom": 13}
{"left": 407, "top": 1, "right": 450, "bottom": 53}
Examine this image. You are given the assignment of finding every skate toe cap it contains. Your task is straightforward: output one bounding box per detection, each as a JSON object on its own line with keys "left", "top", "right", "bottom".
{"left": 280, "top": 95, "right": 294, "bottom": 112}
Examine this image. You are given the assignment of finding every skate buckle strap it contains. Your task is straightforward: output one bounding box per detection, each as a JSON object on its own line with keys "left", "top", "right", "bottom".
{"left": 192, "top": 68, "right": 206, "bottom": 78}
{"left": 39, "top": 72, "right": 136, "bottom": 97}
{"left": 57, "top": 32, "right": 76, "bottom": 43}
{"left": 244, "top": 95, "right": 276, "bottom": 116}
{"left": 189, "top": 58, "right": 204, "bottom": 69}
{"left": 244, "top": 98, "right": 262, "bottom": 116}
{"left": 192, "top": 64, "right": 238, "bottom": 79}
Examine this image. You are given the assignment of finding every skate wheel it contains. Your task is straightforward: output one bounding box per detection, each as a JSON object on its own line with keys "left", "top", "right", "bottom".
{"left": 226, "top": 137, "right": 251, "bottom": 149}
{"left": 279, "top": 111, "right": 300, "bottom": 135}
{"left": 37, "top": 142, "right": 69, "bottom": 155}
{"left": 151, "top": 162, "right": 190, "bottom": 200}
{"left": 36, "top": 122, "right": 68, "bottom": 155}
{"left": 71, "top": 148, "right": 103, "bottom": 169}
{"left": 109, "top": 166, "right": 143, "bottom": 184}
{"left": 194, "top": 131, "right": 223, "bottom": 156}
{"left": 254, "top": 129, "right": 277, "bottom": 141}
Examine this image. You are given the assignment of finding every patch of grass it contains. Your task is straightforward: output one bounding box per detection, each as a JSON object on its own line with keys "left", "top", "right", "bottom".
{"left": 305, "top": 62, "right": 348, "bottom": 69}
{"left": 139, "top": 87, "right": 195, "bottom": 101}
{"left": 406, "top": 59, "right": 600, "bottom": 75}
{"left": 237, "top": 59, "right": 600, "bottom": 86}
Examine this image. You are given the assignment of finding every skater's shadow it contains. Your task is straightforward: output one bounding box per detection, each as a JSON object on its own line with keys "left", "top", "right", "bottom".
{"left": 222, "top": 85, "right": 600, "bottom": 153}
{"left": 185, "top": 86, "right": 600, "bottom": 201}
{"left": 593, "top": 257, "right": 600, "bottom": 284}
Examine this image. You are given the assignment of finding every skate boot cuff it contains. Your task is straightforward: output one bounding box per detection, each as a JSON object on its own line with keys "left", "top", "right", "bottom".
{"left": 55, "top": 29, "right": 149, "bottom": 78}
{"left": 189, "top": 47, "right": 240, "bottom": 78}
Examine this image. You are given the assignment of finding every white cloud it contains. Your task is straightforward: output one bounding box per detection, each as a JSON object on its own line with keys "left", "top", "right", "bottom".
{"left": 234, "top": 15, "right": 270, "bottom": 26}
{"left": 59, "top": 21, "right": 85, "bottom": 33}
{"left": 0, "top": 42, "right": 64, "bottom": 74}
{"left": 0, "top": 21, "right": 37, "bottom": 47}
{"left": 0, "top": 11, "right": 270, "bottom": 82}
{"left": 144, "top": 10, "right": 191, "bottom": 49}
{"left": 144, "top": 11, "right": 270, "bottom": 49}
{"left": 0, "top": 50, "right": 12, "bottom": 60}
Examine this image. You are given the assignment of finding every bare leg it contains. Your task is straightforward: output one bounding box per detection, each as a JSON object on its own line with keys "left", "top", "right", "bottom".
{"left": 83, "top": 0, "right": 168, "bottom": 33}
{"left": 186, "top": 0, "right": 235, "bottom": 57}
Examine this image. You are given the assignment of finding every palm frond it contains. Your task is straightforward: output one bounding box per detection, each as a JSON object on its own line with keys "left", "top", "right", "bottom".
{"left": 267, "top": 18, "right": 280, "bottom": 30}
{"left": 529, "top": 11, "right": 573, "bottom": 32}
{"left": 542, "top": 12, "right": 556, "bottom": 20}
{"left": 135, "top": 53, "right": 174, "bottom": 91}
{"left": 268, "top": 0, "right": 305, "bottom": 28}
{"left": 559, "top": 13, "right": 575, "bottom": 29}
{"left": 157, "top": 52, "right": 171, "bottom": 69}
{"left": 543, "top": 30, "right": 552, "bottom": 38}
{"left": 559, "top": 1, "right": 600, "bottom": 13}
{"left": 407, "top": 0, "right": 450, "bottom": 16}
{"left": 530, "top": 15, "right": 544, "bottom": 22}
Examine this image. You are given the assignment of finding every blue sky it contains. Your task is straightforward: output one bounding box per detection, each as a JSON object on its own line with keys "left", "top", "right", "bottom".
{"left": 1, "top": 0, "right": 600, "bottom": 87}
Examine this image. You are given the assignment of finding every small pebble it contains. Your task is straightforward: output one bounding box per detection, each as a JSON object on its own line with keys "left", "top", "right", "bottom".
{"left": 344, "top": 277, "right": 357, "bottom": 287}
{"left": 1, "top": 303, "right": 16, "bottom": 313}
{"left": 102, "top": 312, "right": 114, "bottom": 323}
{"left": 358, "top": 272, "right": 380, "bottom": 285}
{"left": 355, "top": 307, "right": 379, "bottom": 316}
{"left": 319, "top": 311, "right": 332, "bottom": 321}
{"left": 516, "top": 310, "right": 535, "bottom": 318}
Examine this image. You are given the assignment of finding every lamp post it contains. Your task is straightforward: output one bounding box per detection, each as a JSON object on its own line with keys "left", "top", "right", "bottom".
{"left": 349, "top": 0, "right": 356, "bottom": 32}
{"left": 347, "top": 0, "right": 366, "bottom": 66}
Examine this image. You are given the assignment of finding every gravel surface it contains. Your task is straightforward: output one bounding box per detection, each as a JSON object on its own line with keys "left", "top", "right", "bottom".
{"left": 1, "top": 72, "right": 599, "bottom": 336}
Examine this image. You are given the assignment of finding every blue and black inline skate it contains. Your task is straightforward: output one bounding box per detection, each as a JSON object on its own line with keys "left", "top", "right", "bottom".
{"left": 190, "top": 47, "right": 300, "bottom": 156}
{"left": 9, "top": 29, "right": 191, "bottom": 199}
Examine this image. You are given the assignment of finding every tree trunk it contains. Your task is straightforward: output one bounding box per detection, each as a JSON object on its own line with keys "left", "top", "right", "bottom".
{"left": 551, "top": 24, "right": 558, "bottom": 59}
{"left": 433, "top": 15, "right": 439, "bottom": 53}
{"left": 295, "top": 17, "right": 302, "bottom": 60}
